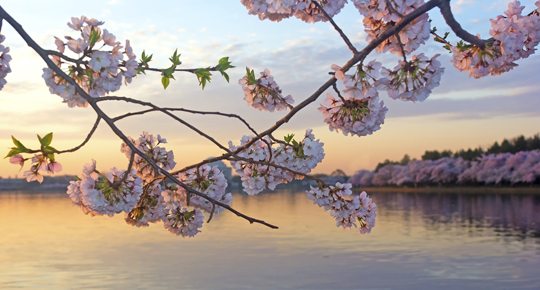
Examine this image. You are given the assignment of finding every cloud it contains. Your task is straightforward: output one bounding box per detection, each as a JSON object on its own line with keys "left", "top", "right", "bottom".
{"left": 387, "top": 91, "right": 540, "bottom": 120}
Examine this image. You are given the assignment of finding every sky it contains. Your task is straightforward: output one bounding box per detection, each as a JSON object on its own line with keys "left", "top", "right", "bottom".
{"left": 0, "top": 0, "right": 539, "bottom": 178}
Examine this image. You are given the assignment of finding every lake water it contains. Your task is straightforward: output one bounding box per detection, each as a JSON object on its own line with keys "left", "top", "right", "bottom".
{"left": 0, "top": 190, "right": 539, "bottom": 290}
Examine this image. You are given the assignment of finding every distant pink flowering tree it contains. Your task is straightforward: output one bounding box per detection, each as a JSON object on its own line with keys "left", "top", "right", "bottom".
{"left": 2, "top": 0, "right": 540, "bottom": 237}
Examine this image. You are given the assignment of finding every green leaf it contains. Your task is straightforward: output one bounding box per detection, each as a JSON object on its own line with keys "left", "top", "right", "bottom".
{"left": 41, "top": 132, "right": 53, "bottom": 147}
{"left": 161, "top": 76, "right": 170, "bottom": 89}
{"left": 216, "top": 57, "right": 234, "bottom": 82}
{"left": 169, "top": 49, "right": 181, "bottom": 66}
{"left": 11, "top": 136, "right": 28, "bottom": 150}
{"left": 216, "top": 57, "right": 234, "bottom": 71}
{"left": 245, "top": 67, "right": 257, "bottom": 85}
{"left": 195, "top": 68, "right": 212, "bottom": 90}
{"left": 284, "top": 134, "right": 295, "bottom": 144}
{"left": 46, "top": 153, "right": 55, "bottom": 162}
{"left": 137, "top": 50, "right": 154, "bottom": 75}
{"left": 162, "top": 67, "right": 175, "bottom": 78}
{"left": 88, "top": 28, "right": 101, "bottom": 48}
{"left": 220, "top": 71, "right": 230, "bottom": 82}
{"left": 141, "top": 50, "right": 153, "bottom": 63}
{"left": 5, "top": 148, "right": 21, "bottom": 158}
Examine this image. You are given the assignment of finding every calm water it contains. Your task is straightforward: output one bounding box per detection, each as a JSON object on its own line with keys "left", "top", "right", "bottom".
{"left": 0, "top": 190, "right": 539, "bottom": 290}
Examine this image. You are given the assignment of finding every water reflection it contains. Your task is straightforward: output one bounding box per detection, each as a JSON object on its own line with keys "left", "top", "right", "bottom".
{"left": 0, "top": 190, "right": 539, "bottom": 290}
{"left": 373, "top": 192, "right": 540, "bottom": 239}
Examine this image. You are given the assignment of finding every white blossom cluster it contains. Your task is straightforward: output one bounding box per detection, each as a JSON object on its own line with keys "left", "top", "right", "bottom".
{"left": 319, "top": 94, "right": 387, "bottom": 137}
{"left": 66, "top": 160, "right": 143, "bottom": 216}
{"left": 333, "top": 61, "right": 381, "bottom": 100}
{"left": 0, "top": 34, "right": 12, "bottom": 91}
{"left": 176, "top": 165, "right": 232, "bottom": 214}
{"left": 120, "top": 132, "right": 176, "bottom": 182}
{"left": 240, "top": 0, "right": 347, "bottom": 23}
{"left": 157, "top": 164, "right": 231, "bottom": 237}
{"left": 294, "top": 0, "right": 348, "bottom": 23}
{"left": 125, "top": 182, "right": 166, "bottom": 227}
{"left": 321, "top": 61, "right": 387, "bottom": 137}
{"left": 229, "top": 130, "right": 325, "bottom": 195}
{"left": 381, "top": 53, "right": 444, "bottom": 102}
{"left": 307, "top": 182, "right": 377, "bottom": 233}
{"left": 42, "top": 16, "right": 138, "bottom": 107}
{"left": 353, "top": 0, "right": 430, "bottom": 55}
{"left": 123, "top": 164, "right": 232, "bottom": 235}
{"left": 162, "top": 189, "right": 205, "bottom": 237}
{"left": 452, "top": 1, "right": 540, "bottom": 78}
{"left": 62, "top": 132, "right": 234, "bottom": 237}
{"left": 239, "top": 68, "right": 294, "bottom": 111}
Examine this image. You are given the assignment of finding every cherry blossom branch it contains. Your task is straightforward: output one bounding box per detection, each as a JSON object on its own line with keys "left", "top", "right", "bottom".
{"left": 0, "top": 0, "right": 443, "bottom": 230}
{"left": 430, "top": 29, "right": 452, "bottom": 46}
{"left": 16, "top": 116, "right": 101, "bottom": 155}
{"left": 206, "top": 203, "right": 216, "bottom": 223}
{"left": 55, "top": 116, "right": 101, "bottom": 154}
{"left": 0, "top": 5, "right": 277, "bottom": 230}
{"left": 112, "top": 107, "right": 261, "bottom": 137}
{"left": 97, "top": 96, "right": 230, "bottom": 153}
{"left": 119, "top": 151, "right": 135, "bottom": 185}
{"left": 44, "top": 50, "right": 83, "bottom": 64}
{"left": 312, "top": 0, "right": 358, "bottom": 54}
{"left": 332, "top": 82, "right": 346, "bottom": 102}
{"left": 438, "top": 0, "right": 488, "bottom": 49}
{"left": 144, "top": 66, "right": 220, "bottom": 74}
{"left": 174, "top": 0, "right": 443, "bottom": 174}
{"left": 228, "top": 156, "right": 326, "bottom": 184}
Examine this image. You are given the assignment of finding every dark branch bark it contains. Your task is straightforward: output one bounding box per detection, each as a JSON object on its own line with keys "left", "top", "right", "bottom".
{"left": 438, "top": 0, "right": 488, "bottom": 49}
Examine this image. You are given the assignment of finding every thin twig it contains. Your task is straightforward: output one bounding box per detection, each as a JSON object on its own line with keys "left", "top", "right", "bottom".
{"left": 113, "top": 106, "right": 261, "bottom": 137}
{"left": 143, "top": 66, "right": 219, "bottom": 74}
{"left": 206, "top": 203, "right": 216, "bottom": 223}
{"left": 395, "top": 34, "right": 408, "bottom": 62}
{"left": 118, "top": 151, "right": 135, "bottom": 185}
{"left": 56, "top": 116, "right": 101, "bottom": 154}
{"left": 312, "top": 0, "right": 358, "bottom": 54}
{"left": 44, "top": 50, "right": 84, "bottom": 64}
{"left": 332, "top": 83, "right": 346, "bottom": 102}
{"left": 99, "top": 96, "right": 230, "bottom": 153}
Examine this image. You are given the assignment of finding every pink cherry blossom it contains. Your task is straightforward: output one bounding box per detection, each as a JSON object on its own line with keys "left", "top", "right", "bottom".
{"left": 9, "top": 154, "right": 24, "bottom": 167}
{"left": 239, "top": 68, "right": 294, "bottom": 112}
{"left": 46, "top": 161, "right": 63, "bottom": 173}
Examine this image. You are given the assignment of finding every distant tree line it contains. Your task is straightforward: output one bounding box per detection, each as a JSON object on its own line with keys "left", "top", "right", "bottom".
{"left": 375, "top": 133, "right": 540, "bottom": 171}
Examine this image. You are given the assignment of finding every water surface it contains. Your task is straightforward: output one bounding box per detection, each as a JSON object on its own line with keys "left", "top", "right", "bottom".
{"left": 0, "top": 190, "right": 539, "bottom": 290}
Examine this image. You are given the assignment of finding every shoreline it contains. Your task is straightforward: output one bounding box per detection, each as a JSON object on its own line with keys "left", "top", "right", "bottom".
{"left": 1, "top": 184, "right": 540, "bottom": 195}
{"left": 358, "top": 185, "right": 540, "bottom": 194}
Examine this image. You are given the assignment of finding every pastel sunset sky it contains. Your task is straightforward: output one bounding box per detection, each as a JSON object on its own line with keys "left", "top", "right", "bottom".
{"left": 0, "top": 0, "right": 539, "bottom": 178}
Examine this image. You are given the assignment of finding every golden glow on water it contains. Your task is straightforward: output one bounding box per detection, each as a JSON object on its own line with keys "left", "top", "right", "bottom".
{"left": 0, "top": 191, "right": 539, "bottom": 289}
